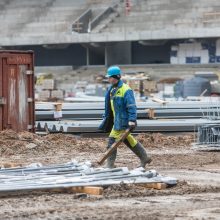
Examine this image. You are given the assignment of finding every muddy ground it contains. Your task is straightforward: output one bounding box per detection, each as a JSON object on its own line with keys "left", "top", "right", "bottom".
{"left": 0, "top": 130, "right": 219, "bottom": 220}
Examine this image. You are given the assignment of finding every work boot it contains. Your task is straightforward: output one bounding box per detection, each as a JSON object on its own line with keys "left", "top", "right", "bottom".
{"left": 105, "top": 137, "right": 117, "bottom": 169}
{"left": 124, "top": 140, "right": 151, "bottom": 168}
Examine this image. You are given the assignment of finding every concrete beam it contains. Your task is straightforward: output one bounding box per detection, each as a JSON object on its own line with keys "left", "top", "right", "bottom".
{"left": 3, "top": 27, "right": 220, "bottom": 46}
{"left": 90, "top": 5, "right": 116, "bottom": 30}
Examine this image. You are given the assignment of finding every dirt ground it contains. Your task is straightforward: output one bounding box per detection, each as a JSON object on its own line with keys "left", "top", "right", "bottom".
{"left": 0, "top": 130, "right": 220, "bottom": 220}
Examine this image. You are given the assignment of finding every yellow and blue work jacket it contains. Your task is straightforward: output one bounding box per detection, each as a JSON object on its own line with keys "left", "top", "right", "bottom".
{"left": 99, "top": 80, "right": 137, "bottom": 131}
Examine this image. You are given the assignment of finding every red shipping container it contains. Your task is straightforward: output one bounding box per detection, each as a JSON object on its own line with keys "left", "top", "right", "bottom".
{"left": 0, "top": 50, "right": 35, "bottom": 132}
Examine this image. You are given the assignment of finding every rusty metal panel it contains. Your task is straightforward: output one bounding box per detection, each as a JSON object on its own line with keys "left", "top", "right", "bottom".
{"left": 0, "top": 51, "right": 35, "bottom": 132}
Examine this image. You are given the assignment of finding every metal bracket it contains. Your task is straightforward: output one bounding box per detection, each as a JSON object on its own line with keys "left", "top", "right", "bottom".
{"left": 26, "top": 70, "right": 33, "bottom": 75}
{"left": 27, "top": 125, "right": 33, "bottom": 130}
{"left": 27, "top": 98, "right": 33, "bottom": 102}
{"left": 0, "top": 97, "right": 6, "bottom": 105}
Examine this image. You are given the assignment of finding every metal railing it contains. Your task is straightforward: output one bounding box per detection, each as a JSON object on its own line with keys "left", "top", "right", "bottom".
{"left": 200, "top": 99, "right": 220, "bottom": 120}
{"left": 197, "top": 124, "right": 220, "bottom": 146}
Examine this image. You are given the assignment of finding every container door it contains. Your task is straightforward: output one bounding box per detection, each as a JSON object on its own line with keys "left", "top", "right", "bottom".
{"left": 2, "top": 54, "right": 34, "bottom": 132}
{"left": 5, "top": 63, "right": 18, "bottom": 131}
{"left": 0, "top": 58, "right": 4, "bottom": 131}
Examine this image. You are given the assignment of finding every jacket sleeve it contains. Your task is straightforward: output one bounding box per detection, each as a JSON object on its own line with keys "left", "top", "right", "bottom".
{"left": 103, "top": 87, "right": 111, "bottom": 118}
{"left": 98, "top": 87, "right": 113, "bottom": 132}
{"left": 124, "top": 89, "right": 137, "bottom": 122}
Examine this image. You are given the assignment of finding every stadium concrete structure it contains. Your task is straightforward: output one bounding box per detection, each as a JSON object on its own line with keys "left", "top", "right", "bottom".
{"left": 1, "top": 0, "right": 220, "bottom": 67}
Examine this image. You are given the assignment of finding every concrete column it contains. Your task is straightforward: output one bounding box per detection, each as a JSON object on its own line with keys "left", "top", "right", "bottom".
{"left": 104, "top": 46, "right": 108, "bottom": 67}
{"left": 86, "top": 47, "right": 89, "bottom": 66}
{"left": 105, "top": 42, "right": 131, "bottom": 66}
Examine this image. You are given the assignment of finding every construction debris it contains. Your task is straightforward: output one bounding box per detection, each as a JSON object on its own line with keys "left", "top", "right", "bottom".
{"left": 137, "top": 133, "right": 194, "bottom": 148}
{"left": 0, "top": 129, "right": 194, "bottom": 158}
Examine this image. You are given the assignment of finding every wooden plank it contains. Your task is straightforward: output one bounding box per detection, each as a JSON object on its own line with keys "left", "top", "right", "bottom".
{"left": 48, "top": 186, "right": 103, "bottom": 195}
{"left": 200, "top": 89, "right": 208, "bottom": 97}
{"left": 67, "top": 186, "right": 103, "bottom": 195}
{"left": 48, "top": 188, "right": 65, "bottom": 193}
{"left": 98, "top": 128, "right": 130, "bottom": 165}
{"left": 203, "top": 12, "right": 220, "bottom": 16}
{"left": 0, "top": 163, "right": 23, "bottom": 168}
{"left": 152, "top": 97, "right": 168, "bottom": 105}
{"left": 148, "top": 108, "right": 155, "bottom": 119}
{"left": 139, "top": 182, "right": 168, "bottom": 190}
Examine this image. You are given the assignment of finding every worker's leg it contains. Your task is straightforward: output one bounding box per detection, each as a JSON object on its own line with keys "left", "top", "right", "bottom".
{"left": 105, "top": 129, "right": 121, "bottom": 168}
{"left": 105, "top": 137, "right": 117, "bottom": 168}
{"left": 124, "top": 134, "right": 151, "bottom": 168}
{"left": 106, "top": 129, "right": 127, "bottom": 168}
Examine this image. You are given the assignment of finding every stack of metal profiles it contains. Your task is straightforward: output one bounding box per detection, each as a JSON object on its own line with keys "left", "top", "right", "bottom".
{"left": 36, "top": 101, "right": 220, "bottom": 121}
{"left": 36, "top": 118, "right": 220, "bottom": 133}
{"left": 35, "top": 100, "right": 220, "bottom": 133}
{"left": 0, "top": 161, "right": 177, "bottom": 195}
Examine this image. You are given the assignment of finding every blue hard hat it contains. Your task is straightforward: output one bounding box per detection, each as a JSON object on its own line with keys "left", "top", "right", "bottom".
{"left": 106, "top": 66, "right": 121, "bottom": 77}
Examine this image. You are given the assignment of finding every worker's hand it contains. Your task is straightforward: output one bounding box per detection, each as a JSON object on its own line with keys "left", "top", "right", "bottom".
{"left": 128, "top": 121, "right": 136, "bottom": 131}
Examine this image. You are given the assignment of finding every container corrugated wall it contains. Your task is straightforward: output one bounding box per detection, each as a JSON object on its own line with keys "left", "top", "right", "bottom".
{"left": 0, "top": 50, "right": 35, "bottom": 132}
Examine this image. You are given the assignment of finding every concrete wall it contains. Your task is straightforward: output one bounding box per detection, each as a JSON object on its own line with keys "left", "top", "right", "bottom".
{"left": 170, "top": 39, "right": 220, "bottom": 64}
{"left": 1, "top": 0, "right": 220, "bottom": 46}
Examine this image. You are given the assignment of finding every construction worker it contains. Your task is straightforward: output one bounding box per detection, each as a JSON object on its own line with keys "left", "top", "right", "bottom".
{"left": 99, "top": 66, "right": 151, "bottom": 168}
